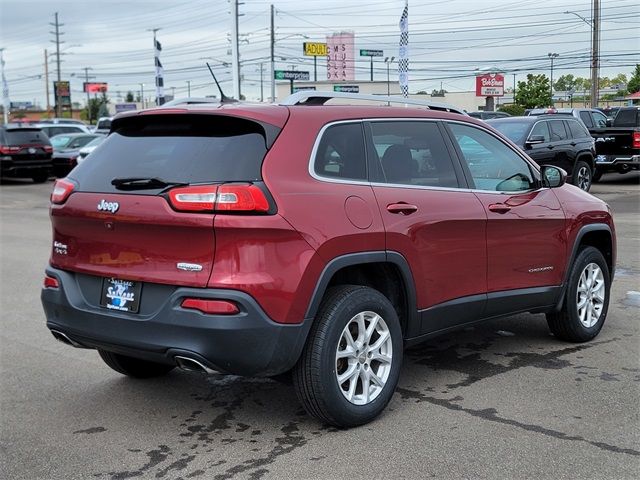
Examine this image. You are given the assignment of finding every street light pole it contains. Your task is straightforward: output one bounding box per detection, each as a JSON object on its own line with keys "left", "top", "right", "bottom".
{"left": 590, "top": 0, "right": 600, "bottom": 108}
{"left": 384, "top": 56, "right": 395, "bottom": 97}
{"left": 548, "top": 53, "right": 559, "bottom": 105}
{"left": 186, "top": 80, "right": 191, "bottom": 97}
{"left": 139, "top": 83, "right": 144, "bottom": 108}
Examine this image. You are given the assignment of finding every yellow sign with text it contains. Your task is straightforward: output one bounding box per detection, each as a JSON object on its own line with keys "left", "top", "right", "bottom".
{"left": 303, "top": 42, "right": 328, "bottom": 57}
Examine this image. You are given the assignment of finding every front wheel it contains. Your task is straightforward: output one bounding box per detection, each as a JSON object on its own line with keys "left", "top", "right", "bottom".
{"left": 572, "top": 160, "right": 592, "bottom": 192}
{"left": 98, "top": 350, "right": 175, "bottom": 378}
{"left": 293, "top": 285, "right": 403, "bottom": 427}
{"left": 547, "top": 246, "right": 610, "bottom": 342}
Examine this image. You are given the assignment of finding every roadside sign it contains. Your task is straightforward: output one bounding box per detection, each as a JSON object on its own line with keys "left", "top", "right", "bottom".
{"left": 84, "top": 82, "right": 108, "bottom": 93}
{"left": 115, "top": 103, "right": 137, "bottom": 113}
{"left": 293, "top": 86, "right": 317, "bottom": 92}
{"left": 333, "top": 85, "right": 359, "bottom": 93}
{"left": 359, "top": 49, "right": 384, "bottom": 57}
{"left": 303, "top": 42, "right": 328, "bottom": 57}
{"left": 475, "top": 73, "right": 505, "bottom": 97}
{"left": 275, "top": 70, "right": 310, "bottom": 81}
{"left": 53, "top": 81, "right": 71, "bottom": 108}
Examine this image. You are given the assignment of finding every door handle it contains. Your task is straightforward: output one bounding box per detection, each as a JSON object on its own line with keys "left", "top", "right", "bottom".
{"left": 488, "top": 203, "right": 511, "bottom": 214}
{"left": 546, "top": 144, "right": 554, "bottom": 149}
{"left": 570, "top": 142, "right": 577, "bottom": 146}
{"left": 387, "top": 203, "right": 418, "bottom": 215}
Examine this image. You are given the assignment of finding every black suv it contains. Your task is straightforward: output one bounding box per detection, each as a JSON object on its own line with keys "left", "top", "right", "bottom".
{"left": 0, "top": 126, "right": 53, "bottom": 183}
{"left": 487, "top": 115, "right": 596, "bottom": 191}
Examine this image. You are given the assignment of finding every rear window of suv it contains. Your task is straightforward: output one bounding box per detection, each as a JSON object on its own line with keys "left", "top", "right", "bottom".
{"left": 2, "top": 129, "right": 49, "bottom": 145}
{"left": 70, "top": 114, "right": 273, "bottom": 193}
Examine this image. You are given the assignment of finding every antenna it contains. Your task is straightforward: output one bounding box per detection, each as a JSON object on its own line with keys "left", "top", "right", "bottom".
{"left": 206, "top": 62, "right": 237, "bottom": 103}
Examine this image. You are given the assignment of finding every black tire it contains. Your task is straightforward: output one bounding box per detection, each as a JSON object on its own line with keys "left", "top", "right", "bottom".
{"left": 98, "top": 350, "right": 175, "bottom": 378}
{"left": 591, "top": 168, "right": 603, "bottom": 183}
{"left": 571, "top": 160, "right": 592, "bottom": 192}
{"left": 293, "top": 285, "right": 403, "bottom": 428}
{"left": 31, "top": 172, "right": 50, "bottom": 183}
{"left": 547, "top": 246, "right": 610, "bottom": 343}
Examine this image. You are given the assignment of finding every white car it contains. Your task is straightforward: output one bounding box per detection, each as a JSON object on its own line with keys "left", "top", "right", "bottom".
{"left": 35, "top": 123, "right": 91, "bottom": 138}
{"left": 76, "top": 136, "right": 107, "bottom": 164}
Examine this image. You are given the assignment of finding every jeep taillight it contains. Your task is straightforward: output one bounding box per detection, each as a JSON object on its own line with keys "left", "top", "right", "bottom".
{"left": 51, "top": 179, "right": 75, "bottom": 204}
{"left": 168, "top": 184, "right": 270, "bottom": 213}
{"left": 633, "top": 132, "right": 640, "bottom": 149}
{"left": 0, "top": 145, "right": 21, "bottom": 154}
{"left": 43, "top": 145, "right": 53, "bottom": 153}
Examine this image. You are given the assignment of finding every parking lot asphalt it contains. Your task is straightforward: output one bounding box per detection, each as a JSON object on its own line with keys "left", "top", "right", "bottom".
{"left": 1, "top": 173, "right": 639, "bottom": 480}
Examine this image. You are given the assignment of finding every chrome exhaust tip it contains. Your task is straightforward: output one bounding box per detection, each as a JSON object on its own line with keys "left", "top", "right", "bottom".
{"left": 50, "top": 330, "right": 86, "bottom": 348}
{"left": 174, "top": 355, "right": 217, "bottom": 374}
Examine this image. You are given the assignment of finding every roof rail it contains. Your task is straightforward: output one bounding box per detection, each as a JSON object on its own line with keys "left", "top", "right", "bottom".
{"left": 280, "top": 90, "right": 466, "bottom": 114}
{"left": 161, "top": 97, "right": 219, "bottom": 107}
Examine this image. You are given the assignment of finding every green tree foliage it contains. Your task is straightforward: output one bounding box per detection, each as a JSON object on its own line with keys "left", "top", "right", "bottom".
{"left": 627, "top": 64, "right": 640, "bottom": 94}
{"left": 554, "top": 74, "right": 579, "bottom": 92}
{"left": 515, "top": 74, "right": 551, "bottom": 108}
{"left": 83, "top": 93, "right": 109, "bottom": 124}
{"left": 125, "top": 91, "right": 135, "bottom": 102}
{"left": 498, "top": 104, "right": 525, "bottom": 116}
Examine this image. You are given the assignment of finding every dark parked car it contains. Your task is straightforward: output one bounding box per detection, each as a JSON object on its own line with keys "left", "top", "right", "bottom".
{"left": 592, "top": 106, "right": 640, "bottom": 181}
{"left": 468, "top": 111, "right": 511, "bottom": 120}
{"left": 487, "top": 115, "right": 596, "bottom": 191}
{"left": 50, "top": 133, "right": 104, "bottom": 177}
{"left": 528, "top": 108, "right": 608, "bottom": 135}
{"left": 42, "top": 91, "right": 615, "bottom": 427}
{"left": 0, "top": 126, "right": 53, "bottom": 183}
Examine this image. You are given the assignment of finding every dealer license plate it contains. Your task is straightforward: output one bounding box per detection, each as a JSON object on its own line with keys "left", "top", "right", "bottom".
{"left": 100, "top": 277, "right": 142, "bottom": 313}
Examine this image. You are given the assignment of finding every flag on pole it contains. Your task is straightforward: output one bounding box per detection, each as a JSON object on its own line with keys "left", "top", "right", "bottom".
{"left": 398, "top": 1, "right": 409, "bottom": 98}
{"left": 154, "top": 38, "right": 165, "bottom": 105}
{"left": 1, "top": 50, "right": 10, "bottom": 122}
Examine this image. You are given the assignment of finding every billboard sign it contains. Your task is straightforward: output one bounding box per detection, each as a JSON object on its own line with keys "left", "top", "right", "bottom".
{"left": 10, "top": 101, "right": 33, "bottom": 110}
{"left": 115, "top": 103, "right": 137, "bottom": 113}
{"left": 53, "top": 81, "right": 71, "bottom": 108}
{"left": 84, "top": 82, "right": 108, "bottom": 93}
{"left": 359, "top": 49, "right": 383, "bottom": 57}
{"left": 274, "top": 70, "right": 310, "bottom": 81}
{"left": 475, "top": 73, "right": 505, "bottom": 97}
{"left": 327, "top": 32, "right": 355, "bottom": 81}
{"left": 333, "top": 85, "right": 359, "bottom": 93}
{"left": 303, "top": 42, "right": 327, "bottom": 57}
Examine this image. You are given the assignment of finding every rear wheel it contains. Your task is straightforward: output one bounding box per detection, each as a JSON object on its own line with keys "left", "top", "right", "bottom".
{"left": 572, "top": 160, "right": 592, "bottom": 191}
{"left": 293, "top": 285, "right": 403, "bottom": 427}
{"left": 98, "top": 350, "right": 175, "bottom": 378}
{"left": 547, "top": 246, "right": 610, "bottom": 342}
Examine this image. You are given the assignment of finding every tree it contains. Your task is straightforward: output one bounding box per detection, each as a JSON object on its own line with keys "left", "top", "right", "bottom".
{"left": 554, "top": 74, "right": 579, "bottom": 92}
{"left": 125, "top": 91, "right": 135, "bottom": 102}
{"left": 515, "top": 74, "right": 551, "bottom": 108}
{"left": 498, "top": 104, "right": 525, "bottom": 116}
{"left": 627, "top": 64, "right": 640, "bottom": 94}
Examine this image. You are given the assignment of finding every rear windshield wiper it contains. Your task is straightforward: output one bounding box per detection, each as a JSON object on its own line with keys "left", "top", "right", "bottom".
{"left": 111, "top": 177, "right": 188, "bottom": 191}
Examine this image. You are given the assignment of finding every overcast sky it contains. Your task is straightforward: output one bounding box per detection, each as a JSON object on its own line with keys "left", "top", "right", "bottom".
{"left": 1, "top": 0, "right": 639, "bottom": 106}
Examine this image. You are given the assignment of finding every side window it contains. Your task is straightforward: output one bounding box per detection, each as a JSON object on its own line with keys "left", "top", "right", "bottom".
{"left": 567, "top": 120, "right": 590, "bottom": 139}
{"left": 591, "top": 111, "right": 607, "bottom": 128}
{"left": 369, "top": 121, "right": 459, "bottom": 188}
{"left": 549, "top": 120, "right": 568, "bottom": 141}
{"left": 448, "top": 123, "right": 535, "bottom": 192}
{"left": 313, "top": 123, "right": 367, "bottom": 181}
{"left": 579, "top": 111, "right": 594, "bottom": 128}
{"left": 529, "top": 121, "right": 550, "bottom": 142}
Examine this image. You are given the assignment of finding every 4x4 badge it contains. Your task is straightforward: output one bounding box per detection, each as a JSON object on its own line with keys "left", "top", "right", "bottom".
{"left": 177, "top": 262, "right": 203, "bottom": 272}
{"left": 97, "top": 199, "right": 119, "bottom": 213}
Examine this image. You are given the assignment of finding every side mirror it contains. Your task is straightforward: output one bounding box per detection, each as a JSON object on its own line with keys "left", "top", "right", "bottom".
{"left": 540, "top": 165, "right": 567, "bottom": 188}
{"left": 606, "top": 118, "right": 613, "bottom": 127}
{"left": 526, "top": 134, "right": 546, "bottom": 145}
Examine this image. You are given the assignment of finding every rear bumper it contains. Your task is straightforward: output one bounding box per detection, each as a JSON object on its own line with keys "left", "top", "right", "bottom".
{"left": 0, "top": 157, "right": 51, "bottom": 177}
{"left": 595, "top": 154, "right": 640, "bottom": 168}
{"left": 41, "top": 267, "right": 311, "bottom": 376}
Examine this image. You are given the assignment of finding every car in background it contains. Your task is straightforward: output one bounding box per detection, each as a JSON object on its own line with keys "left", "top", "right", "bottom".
{"left": 76, "top": 135, "right": 107, "bottom": 165}
{"left": 40, "top": 118, "right": 88, "bottom": 126}
{"left": 468, "top": 111, "right": 511, "bottom": 120}
{"left": 0, "top": 126, "right": 53, "bottom": 183}
{"left": 527, "top": 107, "right": 608, "bottom": 134}
{"left": 94, "top": 117, "right": 112, "bottom": 134}
{"left": 591, "top": 106, "right": 640, "bottom": 181}
{"left": 35, "top": 123, "right": 91, "bottom": 138}
{"left": 50, "top": 133, "right": 104, "bottom": 177}
{"left": 597, "top": 106, "right": 621, "bottom": 121}
{"left": 487, "top": 114, "right": 596, "bottom": 191}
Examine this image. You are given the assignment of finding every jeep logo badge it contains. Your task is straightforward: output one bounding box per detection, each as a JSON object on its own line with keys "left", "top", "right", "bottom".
{"left": 97, "top": 199, "right": 119, "bottom": 213}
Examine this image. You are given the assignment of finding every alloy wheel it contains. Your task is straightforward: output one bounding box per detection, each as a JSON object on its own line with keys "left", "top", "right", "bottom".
{"left": 576, "top": 262, "right": 605, "bottom": 328}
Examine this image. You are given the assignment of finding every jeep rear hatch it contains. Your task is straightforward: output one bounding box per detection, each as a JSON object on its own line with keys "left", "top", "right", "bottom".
{"left": 49, "top": 112, "right": 282, "bottom": 287}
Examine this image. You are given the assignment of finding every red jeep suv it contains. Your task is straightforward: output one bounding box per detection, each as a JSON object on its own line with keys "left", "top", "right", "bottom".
{"left": 41, "top": 92, "right": 616, "bottom": 427}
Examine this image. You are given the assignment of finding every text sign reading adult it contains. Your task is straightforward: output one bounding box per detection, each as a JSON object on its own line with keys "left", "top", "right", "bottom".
{"left": 303, "top": 42, "right": 328, "bottom": 57}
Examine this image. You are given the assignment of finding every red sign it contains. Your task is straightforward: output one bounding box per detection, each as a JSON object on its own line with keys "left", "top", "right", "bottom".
{"left": 475, "top": 74, "right": 504, "bottom": 97}
{"left": 84, "top": 82, "right": 108, "bottom": 93}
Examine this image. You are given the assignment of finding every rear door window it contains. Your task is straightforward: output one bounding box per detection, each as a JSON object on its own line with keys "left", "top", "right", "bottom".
{"left": 368, "top": 121, "right": 460, "bottom": 188}
{"left": 70, "top": 114, "right": 274, "bottom": 194}
{"left": 567, "top": 120, "right": 590, "bottom": 139}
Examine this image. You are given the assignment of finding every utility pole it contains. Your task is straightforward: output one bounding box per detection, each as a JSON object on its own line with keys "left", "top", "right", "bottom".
{"left": 44, "top": 49, "right": 50, "bottom": 115}
{"left": 230, "top": 0, "right": 241, "bottom": 99}
{"left": 82, "top": 67, "right": 93, "bottom": 124}
{"left": 548, "top": 53, "right": 559, "bottom": 105}
{"left": 139, "top": 83, "right": 144, "bottom": 108}
{"left": 49, "top": 12, "right": 64, "bottom": 117}
{"left": 1, "top": 48, "right": 9, "bottom": 124}
{"left": 186, "top": 80, "right": 191, "bottom": 97}
{"left": 590, "top": 0, "right": 600, "bottom": 108}
{"left": 270, "top": 4, "right": 275, "bottom": 102}
{"left": 258, "top": 63, "right": 265, "bottom": 102}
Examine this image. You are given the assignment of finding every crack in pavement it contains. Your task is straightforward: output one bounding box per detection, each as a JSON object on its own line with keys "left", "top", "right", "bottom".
{"left": 397, "top": 388, "right": 640, "bottom": 457}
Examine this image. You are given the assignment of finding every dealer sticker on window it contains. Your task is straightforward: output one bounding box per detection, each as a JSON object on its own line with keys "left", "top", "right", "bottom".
{"left": 100, "top": 277, "right": 142, "bottom": 313}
